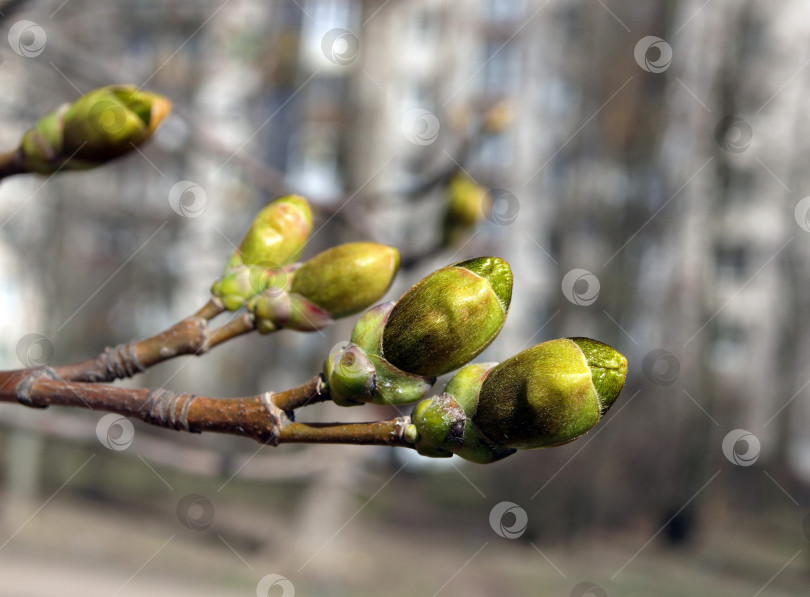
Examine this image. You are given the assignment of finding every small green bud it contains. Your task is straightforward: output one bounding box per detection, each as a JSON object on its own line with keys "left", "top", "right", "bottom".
{"left": 291, "top": 243, "right": 399, "bottom": 318}
{"left": 322, "top": 303, "right": 435, "bottom": 406}
{"left": 411, "top": 394, "right": 466, "bottom": 458}
{"left": 324, "top": 342, "right": 376, "bottom": 406}
{"left": 382, "top": 257, "right": 512, "bottom": 377}
{"left": 442, "top": 173, "right": 486, "bottom": 246}
{"left": 410, "top": 364, "right": 515, "bottom": 464}
{"left": 472, "top": 338, "right": 628, "bottom": 449}
{"left": 20, "top": 85, "right": 171, "bottom": 174}
{"left": 237, "top": 195, "right": 312, "bottom": 267}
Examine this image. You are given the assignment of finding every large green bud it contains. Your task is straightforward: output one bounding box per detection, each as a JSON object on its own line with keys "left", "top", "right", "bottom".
{"left": 19, "top": 85, "right": 171, "bottom": 174}
{"left": 382, "top": 256, "right": 512, "bottom": 377}
{"left": 291, "top": 243, "right": 399, "bottom": 318}
{"left": 212, "top": 195, "right": 312, "bottom": 311}
{"left": 409, "top": 338, "right": 628, "bottom": 462}
{"left": 473, "top": 338, "right": 627, "bottom": 449}
{"left": 323, "top": 256, "right": 512, "bottom": 407}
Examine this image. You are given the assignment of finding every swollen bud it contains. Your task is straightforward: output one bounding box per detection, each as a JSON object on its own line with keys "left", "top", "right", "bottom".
{"left": 291, "top": 243, "right": 399, "bottom": 318}
{"left": 237, "top": 195, "right": 312, "bottom": 266}
{"left": 19, "top": 85, "right": 171, "bottom": 174}
{"left": 472, "top": 338, "right": 628, "bottom": 449}
{"left": 382, "top": 257, "right": 512, "bottom": 377}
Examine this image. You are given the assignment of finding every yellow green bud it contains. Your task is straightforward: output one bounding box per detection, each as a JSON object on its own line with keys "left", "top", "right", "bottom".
{"left": 472, "top": 338, "right": 627, "bottom": 449}
{"left": 20, "top": 85, "right": 171, "bottom": 174}
{"left": 442, "top": 173, "right": 486, "bottom": 246}
{"left": 382, "top": 257, "right": 512, "bottom": 377}
{"left": 237, "top": 195, "right": 312, "bottom": 267}
{"left": 291, "top": 242, "right": 399, "bottom": 318}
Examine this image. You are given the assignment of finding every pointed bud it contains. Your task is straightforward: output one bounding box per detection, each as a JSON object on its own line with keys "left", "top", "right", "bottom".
{"left": 382, "top": 257, "right": 512, "bottom": 377}
{"left": 442, "top": 173, "right": 486, "bottom": 246}
{"left": 291, "top": 243, "right": 399, "bottom": 318}
{"left": 472, "top": 338, "right": 628, "bottom": 449}
{"left": 20, "top": 85, "right": 171, "bottom": 174}
{"left": 237, "top": 195, "right": 312, "bottom": 266}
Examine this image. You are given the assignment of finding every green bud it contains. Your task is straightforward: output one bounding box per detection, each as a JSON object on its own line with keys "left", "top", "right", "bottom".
{"left": 570, "top": 337, "right": 627, "bottom": 412}
{"left": 472, "top": 338, "right": 628, "bottom": 449}
{"left": 442, "top": 173, "right": 486, "bottom": 246}
{"left": 237, "top": 195, "right": 312, "bottom": 267}
{"left": 291, "top": 243, "right": 399, "bottom": 318}
{"left": 410, "top": 364, "right": 515, "bottom": 464}
{"left": 20, "top": 85, "right": 171, "bottom": 174}
{"left": 248, "top": 290, "right": 335, "bottom": 334}
{"left": 324, "top": 342, "right": 377, "bottom": 407}
{"left": 381, "top": 257, "right": 512, "bottom": 377}
{"left": 322, "top": 303, "right": 435, "bottom": 407}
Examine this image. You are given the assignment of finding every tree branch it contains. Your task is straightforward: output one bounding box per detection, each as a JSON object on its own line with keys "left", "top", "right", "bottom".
{"left": 0, "top": 149, "right": 25, "bottom": 181}
{"left": 0, "top": 368, "right": 413, "bottom": 449}
{"left": 51, "top": 297, "right": 241, "bottom": 383}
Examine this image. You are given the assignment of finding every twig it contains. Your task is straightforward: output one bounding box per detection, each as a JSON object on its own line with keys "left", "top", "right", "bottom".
{"left": 0, "top": 368, "right": 414, "bottom": 449}
{"left": 52, "top": 298, "right": 242, "bottom": 383}
{"left": 0, "top": 149, "right": 25, "bottom": 181}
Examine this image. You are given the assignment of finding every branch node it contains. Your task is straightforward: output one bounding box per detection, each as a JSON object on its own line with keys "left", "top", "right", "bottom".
{"left": 99, "top": 343, "right": 145, "bottom": 380}
{"left": 142, "top": 388, "right": 196, "bottom": 432}
{"left": 14, "top": 367, "right": 58, "bottom": 409}
{"left": 260, "top": 392, "right": 286, "bottom": 446}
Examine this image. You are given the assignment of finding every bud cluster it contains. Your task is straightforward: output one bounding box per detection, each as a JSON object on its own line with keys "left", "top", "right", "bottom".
{"left": 19, "top": 85, "right": 171, "bottom": 174}
{"left": 409, "top": 338, "right": 628, "bottom": 463}
{"left": 211, "top": 195, "right": 400, "bottom": 334}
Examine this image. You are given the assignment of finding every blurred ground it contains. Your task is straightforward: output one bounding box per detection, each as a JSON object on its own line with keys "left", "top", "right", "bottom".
{"left": 1, "top": 488, "right": 807, "bottom": 597}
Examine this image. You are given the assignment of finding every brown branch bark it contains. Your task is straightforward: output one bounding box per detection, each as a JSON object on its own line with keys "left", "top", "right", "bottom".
{"left": 51, "top": 298, "right": 242, "bottom": 383}
{"left": 0, "top": 148, "right": 25, "bottom": 180}
{"left": 0, "top": 368, "right": 414, "bottom": 449}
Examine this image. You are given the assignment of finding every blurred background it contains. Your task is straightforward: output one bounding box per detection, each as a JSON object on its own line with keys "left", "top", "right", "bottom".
{"left": 1, "top": 0, "right": 809, "bottom": 595}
